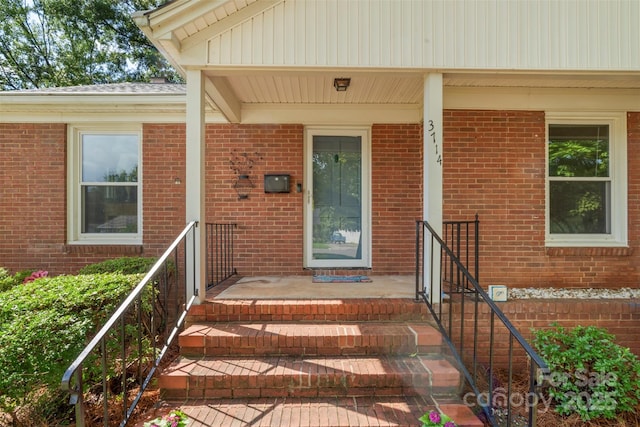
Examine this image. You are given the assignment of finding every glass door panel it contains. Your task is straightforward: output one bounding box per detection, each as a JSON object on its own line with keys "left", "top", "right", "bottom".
{"left": 313, "top": 136, "right": 361, "bottom": 260}
{"left": 308, "top": 133, "right": 368, "bottom": 267}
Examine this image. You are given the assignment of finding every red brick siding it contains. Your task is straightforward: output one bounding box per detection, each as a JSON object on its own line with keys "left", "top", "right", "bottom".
{"left": 142, "top": 123, "right": 187, "bottom": 253}
{"left": 0, "top": 123, "right": 68, "bottom": 273}
{"left": 628, "top": 111, "right": 640, "bottom": 272}
{"left": 443, "top": 110, "right": 640, "bottom": 289}
{"left": 205, "top": 124, "right": 305, "bottom": 275}
{"left": 371, "top": 124, "right": 423, "bottom": 273}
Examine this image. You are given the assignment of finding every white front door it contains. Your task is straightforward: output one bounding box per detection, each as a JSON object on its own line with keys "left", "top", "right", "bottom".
{"left": 304, "top": 127, "right": 371, "bottom": 268}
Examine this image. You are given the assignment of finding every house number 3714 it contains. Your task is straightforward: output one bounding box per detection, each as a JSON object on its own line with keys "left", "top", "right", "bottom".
{"left": 428, "top": 120, "right": 443, "bottom": 166}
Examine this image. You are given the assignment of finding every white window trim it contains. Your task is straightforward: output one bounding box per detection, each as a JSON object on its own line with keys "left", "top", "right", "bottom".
{"left": 545, "top": 112, "right": 627, "bottom": 247}
{"left": 67, "top": 124, "right": 143, "bottom": 245}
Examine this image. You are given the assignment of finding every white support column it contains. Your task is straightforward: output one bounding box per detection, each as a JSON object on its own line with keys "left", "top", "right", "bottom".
{"left": 423, "top": 73, "right": 444, "bottom": 302}
{"left": 185, "top": 69, "right": 207, "bottom": 303}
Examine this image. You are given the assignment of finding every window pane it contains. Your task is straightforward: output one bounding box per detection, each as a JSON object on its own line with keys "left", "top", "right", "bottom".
{"left": 548, "top": 125, "right": 609, "bottom": 177}
{"left": 82, "top": 134, "right": 138, "bottom": 182}
{"left": 549, "top": 181, "right": 609, "bottom": 234}
{"left": 81, "top": 185, "right": 138, "bottom": 233}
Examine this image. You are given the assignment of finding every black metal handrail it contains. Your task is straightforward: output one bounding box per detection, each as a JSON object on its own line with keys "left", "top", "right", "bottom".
{"left": 206, "top": 223, "right": 237, "bottom": 288}
{"left": 416, "top": 219, "right": 549, "bottom": 427}
{"left": 61, "top": 221, "right": 199, "bottom": 427}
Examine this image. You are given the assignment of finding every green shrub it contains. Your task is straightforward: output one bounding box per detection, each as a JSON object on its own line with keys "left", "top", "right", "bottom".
{"left": 0, "top": 273, "right": 141, "bottom": 415}
{"left": 78, "top": 256, "right": 157, "bottom": 275}
{"left": 533, "top": 324, "right": 640, "bottom": 421}
{"left": 0, "top": 268, "right": 31, "bottom": 293}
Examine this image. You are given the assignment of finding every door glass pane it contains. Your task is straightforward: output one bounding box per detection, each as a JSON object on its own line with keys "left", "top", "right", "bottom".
{"left": 312, "top": 136, "right": 362, "bottom": 260}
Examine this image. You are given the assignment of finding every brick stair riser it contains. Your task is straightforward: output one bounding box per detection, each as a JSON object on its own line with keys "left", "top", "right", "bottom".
{"left": 178, "top": 322, "right": 444, "bottom": 358}
{"left": 160, "top": 375, "right": 460, "bottom": 400}
{"left": 158, "top": 356, "right": 462, "bottom": 401}
{"left": 186, "top": 300, "right": 430, "bottom": 324}
{"left": 179, "top": 337, "right": 431, "bottom": 358}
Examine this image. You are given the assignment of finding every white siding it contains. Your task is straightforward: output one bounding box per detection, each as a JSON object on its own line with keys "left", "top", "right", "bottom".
{"left": 206, "top": 0, "right": 640, "bottom": 70}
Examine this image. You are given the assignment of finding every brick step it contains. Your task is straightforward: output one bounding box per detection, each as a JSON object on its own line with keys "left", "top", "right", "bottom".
{"left": 186, "top": 298, "right": 430, "bottom": 324}
{"left": 179, "top": 322, "right": 442, "bottom": 357}
{"left": 136, "top": 397, "right": 483, "bottom": 427}
{"left": 159, "top": 355, "right": 462, "bottom": 400}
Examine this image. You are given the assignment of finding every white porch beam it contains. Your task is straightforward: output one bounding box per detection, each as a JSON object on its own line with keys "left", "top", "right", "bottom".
{"left": 205, "top": 76, "right": 242, "bottom": 123}
{"left": 185, "top": 69, "right": 207, "bottom": 303}
{"left": 423, "top": 73, "right": 444, "bottom": 303}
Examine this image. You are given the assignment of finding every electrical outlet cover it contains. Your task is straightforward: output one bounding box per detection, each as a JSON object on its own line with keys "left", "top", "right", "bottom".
{"left": 488, "top": 285, "right": 508, "bottom": 302}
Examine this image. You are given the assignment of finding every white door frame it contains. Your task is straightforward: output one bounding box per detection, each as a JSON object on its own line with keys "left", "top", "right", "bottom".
{"left": 303, "top": 126, "right": 371, "bottom": 269}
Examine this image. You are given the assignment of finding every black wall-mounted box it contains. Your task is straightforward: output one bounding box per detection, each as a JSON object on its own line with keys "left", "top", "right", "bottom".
{"left": 264, "top": 174, "right": 290, "bottom": 193}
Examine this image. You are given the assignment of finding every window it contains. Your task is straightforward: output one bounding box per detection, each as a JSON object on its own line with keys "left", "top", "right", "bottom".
{"left": 68, "top": 126, "right": 142, "bottom": 244}
{"left": 546, "top": 113, "right": 627, "bottom": 247}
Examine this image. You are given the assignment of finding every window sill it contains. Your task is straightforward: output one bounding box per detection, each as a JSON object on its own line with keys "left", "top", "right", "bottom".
{"left": 545, "top": 247, "right": 633, "bottom": 257}
{"left": 64, "top": 244, "right": 144, "bottom": 255}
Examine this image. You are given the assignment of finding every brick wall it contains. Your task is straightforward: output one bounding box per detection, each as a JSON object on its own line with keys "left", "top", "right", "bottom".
{"left": 142, "top": 123, "right": 187, "bottom": 253}
{"left": 443, "top": 110, "right": 640, "bottom": 289}
{"left": 205, "top": 124, "right": 305, "bottom": 275}
{"left": 371, "top": 124, "right": 423, "bottom": 273}
{"left": 0, "top": 123, "right": 186, "bottom": 275}
{"left": 0, "top": 123, "right": 68, "bottom": 273}
{"left": 204, "top": 123, "right": 423, "bottom": 276}
{"left": 2, "top": 112, "right": 639, "bottom": 285}
{"left": 449, "top": 299, "right": 640, "bottom": 370}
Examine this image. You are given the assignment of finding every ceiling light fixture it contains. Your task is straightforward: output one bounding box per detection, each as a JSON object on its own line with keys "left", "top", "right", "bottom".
{"left": 333, "top": 77, "right": 351, "bottom": 92}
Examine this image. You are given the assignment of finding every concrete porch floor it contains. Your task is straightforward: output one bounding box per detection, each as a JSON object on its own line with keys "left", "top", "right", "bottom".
{"left": 206, "top": 275, "right": 416, "bottom": 300}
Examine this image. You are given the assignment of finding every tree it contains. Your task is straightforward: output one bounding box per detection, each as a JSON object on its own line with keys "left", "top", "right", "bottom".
{"left": 0, "top": 0, "right": 180, "bottom": 90}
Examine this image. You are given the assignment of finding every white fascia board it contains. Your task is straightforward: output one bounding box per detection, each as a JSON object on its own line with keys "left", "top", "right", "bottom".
{"left": 0, "top": 108, "right": 228, "bottom": 124}
{"left": 144, "top": 0, "right": 226, "bottom": 36}
{"left": 134, "top": 9, "right": 186, "bottom": 79}
{"left": 0, "top": 94, "right": 228, "bottom": 123}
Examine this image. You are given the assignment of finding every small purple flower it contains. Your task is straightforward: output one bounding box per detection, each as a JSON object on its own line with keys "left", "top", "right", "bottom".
{"left": 429, "top": 411, "right": 441, "bottom": 423}
{"left": 444, "top": 422, "right": 456, "bottom": 427}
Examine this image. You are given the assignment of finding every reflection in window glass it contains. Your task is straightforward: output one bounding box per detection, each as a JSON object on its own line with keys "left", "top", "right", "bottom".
{"left": 82, "top": 134, "right": 138, "bottom": 182}
{"left": 548, "top": 125, "right": 609, "bottom": 178}
{"left": 312, "top": 136, "right": 362, "bottom": 260}
{"left": 549, "top": 181, "right": 609, "bottom": 234}
{"left": 80, "top": 134, "right": 139, "bottom": 234}
{"left": 548, "top": 125, "right": 610, "bottom": 234}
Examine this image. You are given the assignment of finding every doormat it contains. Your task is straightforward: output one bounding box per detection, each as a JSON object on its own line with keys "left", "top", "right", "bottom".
{"left": 312, "top": 275, "right": 372, "bottom": 283}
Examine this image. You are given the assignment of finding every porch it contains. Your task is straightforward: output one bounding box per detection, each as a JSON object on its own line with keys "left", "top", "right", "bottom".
{"left": 63, "top": 220, "right": 545, "bottom": 427}
{"left": 204, "top": 275, "right": 415, "bottom": 300}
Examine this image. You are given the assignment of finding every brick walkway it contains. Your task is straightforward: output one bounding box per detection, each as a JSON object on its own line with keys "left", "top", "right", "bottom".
{"left": 140, "top": 396, "right": 435, "bottom": 427}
